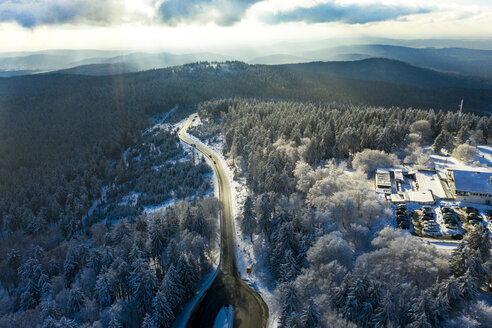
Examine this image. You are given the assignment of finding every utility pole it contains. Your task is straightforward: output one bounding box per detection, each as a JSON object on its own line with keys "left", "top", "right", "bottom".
{"left": 459, "top": 99, "right": 463, "bottom": 116}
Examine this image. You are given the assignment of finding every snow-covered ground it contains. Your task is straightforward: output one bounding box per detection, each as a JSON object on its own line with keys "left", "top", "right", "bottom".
{"left": 185, "top": 115, "right": 280, "bottom": 328}
{"left": 213, "top": 305, "right": 234, "bottom": 328}
{"left": 428, "top": 145, "right": 492, "bottom": 170}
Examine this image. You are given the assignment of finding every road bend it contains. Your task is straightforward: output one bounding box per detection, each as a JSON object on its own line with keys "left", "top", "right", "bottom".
{"left": 178, "top": 114, "right": 269, "bottom": 328}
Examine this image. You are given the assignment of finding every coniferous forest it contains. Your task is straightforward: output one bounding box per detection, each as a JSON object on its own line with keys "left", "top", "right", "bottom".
{"left": 0, "top": 63, "right": 491, "bottom": 327}
{"left": 192, "top": 98, "right": 492, "bottom": 327}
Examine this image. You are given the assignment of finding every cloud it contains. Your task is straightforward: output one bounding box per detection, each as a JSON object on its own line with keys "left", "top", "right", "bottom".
{"left": 262, "top": 1, "right": 432, "bottom": 25}
{"left": 156, "top": 0, "right": 262, "bottom": 26}
{"left": 0, "top": 0, "right": 122, "bottom": 28}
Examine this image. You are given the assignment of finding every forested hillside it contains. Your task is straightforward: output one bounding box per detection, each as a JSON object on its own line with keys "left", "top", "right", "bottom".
{"left": 0, "top": 116, "right": 219, "bottom": 327}
{"left": 192, "top": 99, "right": 492, "bottom": 327}
{"left": 0, "top": 62, "right": 491, "bottom": 327}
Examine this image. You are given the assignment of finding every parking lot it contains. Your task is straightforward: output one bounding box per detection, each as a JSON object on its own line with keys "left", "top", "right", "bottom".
{"left": 394, "top": 203, "right": 492, "bottom": 240}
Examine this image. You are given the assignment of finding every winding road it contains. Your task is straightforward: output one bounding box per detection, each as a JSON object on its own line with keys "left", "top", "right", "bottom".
{"left": 178, "top": 114, "right": 269, "bottom": 328}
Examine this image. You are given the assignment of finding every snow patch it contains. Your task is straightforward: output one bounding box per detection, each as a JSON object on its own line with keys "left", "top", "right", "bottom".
{"left": 213, "top": 305, "right": 234, "bottom": 328}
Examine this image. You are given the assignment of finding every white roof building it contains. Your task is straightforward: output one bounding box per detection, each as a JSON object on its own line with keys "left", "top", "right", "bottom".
{"left": 450, "top": 169, "right": 492, "bottom": 205}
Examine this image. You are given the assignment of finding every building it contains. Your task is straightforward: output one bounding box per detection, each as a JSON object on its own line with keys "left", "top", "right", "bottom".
{"left": 375, "top": 169, "right": 391, "bottom": 194}
{"left": 448, "top": 169, "right": 492, "bottom": 205}
{"left": 374, "top": 167, "right": 438, "bottom": 204}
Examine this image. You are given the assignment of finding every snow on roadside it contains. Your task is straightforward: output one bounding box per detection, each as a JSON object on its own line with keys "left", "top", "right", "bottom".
{"left": 213, "top": 305, "right": 234, "bottom": 328}
{"left": 173, "top": 117, "right": 222, "bottom": 328}
{"left": 184, "top": 117, "right": 280, "bottom": 328}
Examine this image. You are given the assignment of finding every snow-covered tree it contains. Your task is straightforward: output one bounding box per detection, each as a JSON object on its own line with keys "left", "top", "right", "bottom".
{"left": 410, "top": 120, "right": 432, "bottom": 142}
{"left": 130, "top": 259, "right": 157, "bottom": 314}
{"left": 307, "top": 231, "right": 354, "bottom": 269}
{"left": 432, "top": 131, "right": 454, "bottom": 154}
{"left": 160, "top": 264, "right": 184, "bottom": 311}
{"left": 352, "top": 149, "right": 399, "bottom": 175}
{"left": 95, "top": 271, "right": 114, "bottom": 308}
{"left": 151, "top": 290, "right": 174, "bottom": 328}
{"left": 240, "top": 196, "right": 257, "bottom": 243}
{"left": 301, "top": 298, "right": 320, "bottom": 328}
{"left": 409, "top": 291, "right": 439, "bottom": 328}
{"left": 373, "top": 290, "right": 397, "bottom": 328}
{"left": 67, "top": 287, "right": 85, "bottom": 315}
{"left": 452, "top": 144, "right": 479, "bottom": 162}
{"left": 279, "top": 282, "right": 301, "bottom": 327}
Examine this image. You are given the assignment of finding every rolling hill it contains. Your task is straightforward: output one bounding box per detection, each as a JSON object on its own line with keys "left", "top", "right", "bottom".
{"left": 281, "top": 58, "right": 492, "bottom": 89}
{"left": 303, "top": 45, "right": 492, "bottom": 77}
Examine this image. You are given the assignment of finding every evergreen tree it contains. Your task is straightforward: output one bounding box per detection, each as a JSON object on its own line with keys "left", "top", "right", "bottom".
{"left": 373, "top": 290, "right": 397, "bottom": 328}
{"left": 465, "top": 224, "right": 491, "bottom": 263}
{"left": 160, "top": 265, "right": 184, "bottom": 311}
{"left": 279, "top": 282, "right": 300, "bottom": 327}
{"left": 95, "top": 271, "right": 114, "bottom": 308}
{"left": 432, "top": 131, "right": 452, "bottom": 154}
{"left": 408, "top": 292, "right": 436, "bottom": 328}
{"left": 151, "top": 290, "right": 175, "bottom": 328}
{"left": 67, "top": 287, "right": 85, "bottom": 315}
{"left": 301, "top": 298, "right": 320, "bottom": 328}
{"left": 241, "top": 196, "right": 257, "bottom": 243}
{"left": 131, "top": 259, "right": 157, "bottom": 315}
{"left": 278, "top": 249, "right": 300, "bottom": 283}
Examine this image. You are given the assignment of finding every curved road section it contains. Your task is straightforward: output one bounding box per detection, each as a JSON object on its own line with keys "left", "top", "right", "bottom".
{"left": 178, "top": 114, "right": 269, "bottom": 328}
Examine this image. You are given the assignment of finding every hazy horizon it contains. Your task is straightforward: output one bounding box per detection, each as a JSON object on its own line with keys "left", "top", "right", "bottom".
{"left": 1, "top": 1, "right": 492, "bottom": 53}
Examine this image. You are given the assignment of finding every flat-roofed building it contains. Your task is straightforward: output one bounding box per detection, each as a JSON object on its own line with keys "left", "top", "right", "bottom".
{"left": 449, "top": 169, "right": 492, "bottom": 205}
{"left": 375, "top": 169, "right": 391, "bottom": 194}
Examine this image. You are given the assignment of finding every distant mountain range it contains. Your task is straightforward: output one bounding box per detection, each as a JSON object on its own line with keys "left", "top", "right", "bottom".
{"left": 302, "top": 45, "right": 492, "bottom": 77}
{"left": 3, "top": 43, "right": 492, "bottom": 79}
{"left": 0, "top": 51, "right": 235, "bottom": 76}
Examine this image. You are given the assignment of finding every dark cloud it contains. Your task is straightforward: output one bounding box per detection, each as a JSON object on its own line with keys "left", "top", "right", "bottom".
{"left": 263, "top": 2, "right": 431, "bottom": 25}
{"left": 157, "top": 0, "right": 262, "bottom": 26}
{"left": 0, "top": 0, "right": 120, "bottom": 28}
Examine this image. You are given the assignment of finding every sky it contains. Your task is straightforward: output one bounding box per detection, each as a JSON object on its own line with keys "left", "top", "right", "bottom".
{"left": 0, "top": 0, "right": 491, "bottom": 52}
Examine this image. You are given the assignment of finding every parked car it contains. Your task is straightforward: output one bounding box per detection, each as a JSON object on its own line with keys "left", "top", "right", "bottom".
{"left": 396, "top": 204, "right": 407, "bottom": 213}
{"left": 441, "top": 207, "right": 454, "bottom": 214}
{"left": 443, "top": 212, "right": 455, "bottom": 219}
{"left": 444, "top": 218, "right": 456, "bottom": 225}
{"left": 396, "top": 209, "right": 406, "bottom": 216}
{"left": 422, "top": 206, "right": 433, "bottom": 215}
{"left": 398, "top": 220, "right": 410, "bottom": 229}
{"left": 470, "top": 220, "right": 483, "bottom": 226}
{"left": 468, "top": 212, "right": 480, "bottom": 220}
{"left": 486, "top": 210, "right": 492, "bottom": 220}
{"left": 396, "top": 214, "right": 408, "bottom": 222}
{"left": 422, "top": 215, "right": 434, "bottom": 221}
{"left": 424, "top": 224, "right": 438, "bottom": 233}
{"left": 445, "top": 222, "right": 458, "bottom": 230}
{"left": 466, "top": 207, "right": 478, "bottom": 214}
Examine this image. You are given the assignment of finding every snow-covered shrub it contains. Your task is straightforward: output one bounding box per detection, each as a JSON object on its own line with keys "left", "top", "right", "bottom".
{"left": 352, "top": 149, "right": 400, "bottom": 175}
{"left": 452, "top": 144, "right": 479, "bottom": 162}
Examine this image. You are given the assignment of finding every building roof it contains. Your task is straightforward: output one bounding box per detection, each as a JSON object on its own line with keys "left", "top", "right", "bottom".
{"left": 453, "top": 169, "right": 492, "bottom": 194}
{"left": 375, "top": 171, "right": 391, "bottom": 187}
{"left": 406, "top": 190, "right": 435, "bottom": 204}
{"left": 416, "top": 170, "right": 447, "bottom": 198}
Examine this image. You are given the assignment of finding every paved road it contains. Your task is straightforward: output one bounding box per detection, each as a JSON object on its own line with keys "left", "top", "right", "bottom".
{"left": 178, "top": 114, "right": 269, "bottom": 328}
